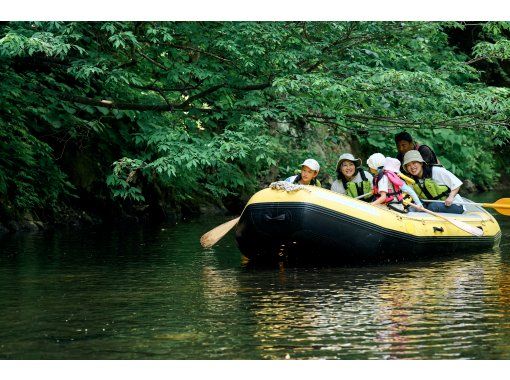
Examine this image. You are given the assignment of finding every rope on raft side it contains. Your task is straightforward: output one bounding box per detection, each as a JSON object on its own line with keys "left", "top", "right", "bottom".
{"left": 269, "top": 181, "right": 312, "bottom": 193}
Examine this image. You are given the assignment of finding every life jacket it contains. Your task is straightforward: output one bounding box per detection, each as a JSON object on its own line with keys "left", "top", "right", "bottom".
{"left": 398, "top": 172, "right": 415, "bottom": 185}
{"left": 373, "top": 170, "right": 405, "bottom": 203}
{"left": 292, "top": 174, "right": 321, "bottom": 187}
{"left": 342, "top": 169, "right": 373, "bottom": 201}
{"left": 411, "top": 166, "right": 450, "bottom": 200}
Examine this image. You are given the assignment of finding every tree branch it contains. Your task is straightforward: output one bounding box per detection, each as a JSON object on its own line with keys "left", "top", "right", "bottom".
{"left": 136, "top": 49, "right": 169, "bottom": 71}
{"left": 60, "top": 94, "right": 177, "bottom": 111}
{"left": 59, "top": 75, "right": 272, "bottom": 112}
{"left": 180, "top": 84, "right": 224, "bottom": 108}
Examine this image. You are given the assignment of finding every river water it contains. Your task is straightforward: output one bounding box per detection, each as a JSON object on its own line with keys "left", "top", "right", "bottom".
{"left": 1, "top": 192, "right": 510, "bottom": 360}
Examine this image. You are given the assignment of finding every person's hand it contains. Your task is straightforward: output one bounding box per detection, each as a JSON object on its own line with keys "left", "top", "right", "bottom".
{"left": 445, "top": 195, "right": 455, "bottom": 207}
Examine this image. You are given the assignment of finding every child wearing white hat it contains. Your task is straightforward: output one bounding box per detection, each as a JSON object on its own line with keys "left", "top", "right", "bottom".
{"left": 285, "top": 158, "right": 321, "bottom": 187}
{"left": 367, "top": 153, "right": 391, "bottom": 206}
{"left": 367, "top": 153, "right": 409, "bottom": 211}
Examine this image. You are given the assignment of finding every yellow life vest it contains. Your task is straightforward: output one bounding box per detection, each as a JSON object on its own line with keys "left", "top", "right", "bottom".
{"left": 412, "top": 178, "right": 450, "bottom": 200}
{"left": 345, "top": 179, "right": 372, "bottom": 200}
{"left": 343, "top": 169, "right": 372, "bottom": 201}
{"left": 398, "top": 172, "right": 415, "bottom": 185}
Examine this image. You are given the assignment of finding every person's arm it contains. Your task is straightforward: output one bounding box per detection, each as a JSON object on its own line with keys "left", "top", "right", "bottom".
{"left": 371, "top": 192, "right": 387, "bottom": 206}
{"left": 401, "top": 184, "right": 422, "bottom": 206}
{"left": 433, "top": 167, "right": 462, "bottom": 206}
{"left": 444, "top": 186, "right": 460, "bottom": 206}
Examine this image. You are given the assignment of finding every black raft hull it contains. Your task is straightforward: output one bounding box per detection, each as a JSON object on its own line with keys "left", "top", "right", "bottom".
{"left": 234, "top": 188, "right": 501, "bottom": 264}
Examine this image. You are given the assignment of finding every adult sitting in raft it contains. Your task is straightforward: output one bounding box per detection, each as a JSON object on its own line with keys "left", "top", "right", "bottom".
{"left": 330, "top": 153, "right": 373, "bottom": 201}
{"left": 403, "top": 150, "right": 464, "bottom": 214}
{"left": 395, "top": 131, "right": 439, "bottom": 167}
{"left": 285, "top": 158, "right": 322, "bottom": 187}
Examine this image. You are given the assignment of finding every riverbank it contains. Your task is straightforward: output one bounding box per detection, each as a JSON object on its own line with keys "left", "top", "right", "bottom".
{"left": 1, "top": 179, "right": 505, "bottom": 239}
{"left": 0, "top": 195, "right": 234, "bottom": 238}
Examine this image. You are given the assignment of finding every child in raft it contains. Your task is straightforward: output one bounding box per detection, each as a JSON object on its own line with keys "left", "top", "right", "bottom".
{"left": 285, "top": 158, "right": 322, "bottom": 187}
{"left": 366, "top": 153, "right": 422, "bottom": 212}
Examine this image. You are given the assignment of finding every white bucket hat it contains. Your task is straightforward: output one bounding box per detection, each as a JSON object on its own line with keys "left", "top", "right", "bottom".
{"left": 367, "top": 153, "right": 386, "bottom": 170}
{"left": 402, "top": 150, "right": 425, "bottom": 167}
{"left": 383, "top": 157, "right": 402, "bottom": 173}
{"left": 300, "top": 158, "right": 320, "bottom": 172}
{"left": 336, "top": 153, "right": 362, "bottom": 171}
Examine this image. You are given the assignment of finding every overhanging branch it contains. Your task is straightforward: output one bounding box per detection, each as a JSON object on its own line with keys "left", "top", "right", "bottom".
{"left": 60, "top": 78, "right": 272, "bottom": 112}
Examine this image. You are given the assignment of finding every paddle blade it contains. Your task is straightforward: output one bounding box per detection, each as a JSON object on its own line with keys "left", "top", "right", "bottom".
{"left": 492, "top": 198, "right": 510, "bottom": 216}
{"left": 409, "top": 203, "right": 484, "bottom": 237}
{"left": 444, "top": 217, "right": 484, "bottom": 237}
{"left": 200, "top": 217, "right": 240, "bottom": 248}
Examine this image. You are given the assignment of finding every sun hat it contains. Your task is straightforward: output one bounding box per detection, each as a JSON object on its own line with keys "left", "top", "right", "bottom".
{"left": 300, "top": 158, "right": 320, "bottom": 172}
{"left": 367, "top": 153, "right": 386, "bottom": 170}
{"left": 383, "top": 157, "right": 402, "bottom": 173}
{"left": 336, "top": 153, "right": 362, "bottom": 171}
{"left": 402, "top": 150, "right": 425, "bottom": 167}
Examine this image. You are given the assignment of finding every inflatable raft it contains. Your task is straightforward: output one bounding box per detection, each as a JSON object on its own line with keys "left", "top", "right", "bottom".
{"left": 235, "top": 184, "right": 501, "bottom": 264}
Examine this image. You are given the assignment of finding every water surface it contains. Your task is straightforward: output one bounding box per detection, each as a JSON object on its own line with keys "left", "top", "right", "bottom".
{"left": 1, "top": 192, "right": 510, "bottom": 359}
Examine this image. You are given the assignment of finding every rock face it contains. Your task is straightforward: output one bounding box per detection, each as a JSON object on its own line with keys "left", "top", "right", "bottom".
{"left": 462, "top": 179, "right": 478, "bottom": 194}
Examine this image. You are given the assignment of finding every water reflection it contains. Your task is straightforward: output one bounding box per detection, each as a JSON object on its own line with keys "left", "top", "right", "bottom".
{"left": 233, "top": 249, "right": 510, "bottom": 359}
{"left": 0, "top": 198, "right": 509, "bottom": 359}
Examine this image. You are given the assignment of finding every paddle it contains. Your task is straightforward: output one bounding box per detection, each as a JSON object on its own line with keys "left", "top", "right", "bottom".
{"left": 200, "top": 216, "right": 240, "bottom": 248}
{"left": 422, "top": 198, "right": 510, "bottom": 216}
{"left": 408, "top": 203, "right": 484, "bottom": 237}
{"left": 200, "top": 180, "right": 314, "bottom": 248}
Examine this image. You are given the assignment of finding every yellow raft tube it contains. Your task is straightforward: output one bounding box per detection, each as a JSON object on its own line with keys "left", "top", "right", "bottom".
{"left": 235, "top": 185, "right": 501, "bottom": 264}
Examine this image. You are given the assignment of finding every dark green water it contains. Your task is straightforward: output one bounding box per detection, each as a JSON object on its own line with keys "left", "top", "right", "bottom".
{"left": 1, "top": 192, "right": 510, "bottom": 359}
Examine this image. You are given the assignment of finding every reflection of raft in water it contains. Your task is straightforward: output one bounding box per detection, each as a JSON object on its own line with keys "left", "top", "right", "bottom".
{"left": 235, "top": 185, "right": 501, "bottom": 264}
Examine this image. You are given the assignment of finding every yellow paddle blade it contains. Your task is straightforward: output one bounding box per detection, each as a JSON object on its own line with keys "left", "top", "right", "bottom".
{"left": 489, "top": 198, "right": 510, "bottom": 216}
{"left": 200, "top": 217, "right": 240, "bottom": 248}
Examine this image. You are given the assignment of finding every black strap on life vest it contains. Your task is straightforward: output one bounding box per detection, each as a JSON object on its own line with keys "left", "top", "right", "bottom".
{"left": 373, "top": 169, "right": 384, "bottom": 188}
{"left": 359, "top": 168, "right": 368, "bottom": 181}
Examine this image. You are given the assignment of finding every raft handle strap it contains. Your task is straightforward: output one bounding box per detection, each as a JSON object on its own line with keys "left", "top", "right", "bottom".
{"left": 264, "top": 214, "right": 287, "bottom": 221}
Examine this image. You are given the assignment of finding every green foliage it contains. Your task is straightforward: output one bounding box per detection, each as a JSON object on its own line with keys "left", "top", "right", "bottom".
{"left": 1, "top": 21, "right": 510, "bottom": 220}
